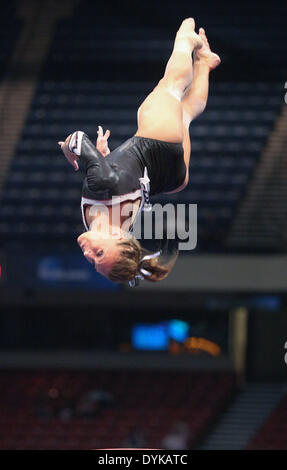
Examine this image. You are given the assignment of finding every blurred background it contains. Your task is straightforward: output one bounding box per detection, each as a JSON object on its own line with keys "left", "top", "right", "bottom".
{"left": 0, "top": 0, "right": 286, "bottom": 450}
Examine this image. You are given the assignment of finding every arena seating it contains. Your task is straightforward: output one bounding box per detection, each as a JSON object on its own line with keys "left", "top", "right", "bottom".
{"left": 246, "top": 391, "right": 287, "bottom": 450}
{"left": 0, "top": 0, "right": 285, "bottom": 252}
{"left": 0, "top": 2, "right": 21, "bottom": 81}
{"left": 0, "top": 369, "right": 235, "bottom": 449}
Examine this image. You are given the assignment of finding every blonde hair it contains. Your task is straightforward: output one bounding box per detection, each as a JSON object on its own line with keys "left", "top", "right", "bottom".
{"left": 108, "top": 237, "right": 169, "bottom": 283}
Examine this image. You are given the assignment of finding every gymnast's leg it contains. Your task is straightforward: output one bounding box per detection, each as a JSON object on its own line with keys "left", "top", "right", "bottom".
{"left": 135, "top": 18, "right": 202, "bottom": 143}
{"left": 182, "top": 28, "right": 220, "bottom": 124}
{"left": 174, "top": 27, "right": 221, "bottom": 192}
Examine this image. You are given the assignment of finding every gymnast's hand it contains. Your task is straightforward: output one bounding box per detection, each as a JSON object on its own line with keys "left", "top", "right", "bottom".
{"left": 58, "top": 134, "right": 79, "bottom": 171}
{"left": 96, "top": 125, "right": 110, "bottom": 157}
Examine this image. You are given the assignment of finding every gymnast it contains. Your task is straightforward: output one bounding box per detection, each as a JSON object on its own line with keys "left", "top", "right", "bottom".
{"left": 58, "top": 19, "right": 220, "bottom": 285}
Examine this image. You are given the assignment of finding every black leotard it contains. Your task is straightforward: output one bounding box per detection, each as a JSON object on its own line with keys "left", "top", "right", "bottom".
{"left": 70, "top": 131, "right": 186, "bottom": 231}
{"left": 78, "top": 132, "right": 186, "bottom": 200}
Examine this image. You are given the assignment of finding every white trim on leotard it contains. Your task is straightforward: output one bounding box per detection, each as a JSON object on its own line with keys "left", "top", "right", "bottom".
{"left": 81, "top": 167, "right": 151, "bottom": 233}
{"left": 81, "top": 189, "right": 143, "bottom": 232}
{"left": 69, "top": 130, "right": 84, "bottom": 156}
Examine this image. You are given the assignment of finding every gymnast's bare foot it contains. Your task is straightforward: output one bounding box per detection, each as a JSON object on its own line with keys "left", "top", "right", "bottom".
{"left": 195, "top": 27, "right": 221, "bottom": 70}
{"left": 175, "top": 18, "right": 203, "bottom": 51}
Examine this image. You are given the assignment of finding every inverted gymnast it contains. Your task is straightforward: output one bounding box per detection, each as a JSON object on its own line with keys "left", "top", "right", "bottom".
{"left": 58, "top": 19, "right": 220, "bottom": 285}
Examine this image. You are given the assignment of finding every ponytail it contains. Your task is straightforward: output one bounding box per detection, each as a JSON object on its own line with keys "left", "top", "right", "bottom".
{"left": 138, "top": 256, "right": 169, "bottom": 282}
{"left": 107, "top": 237, "right": 174, "bottom": 284}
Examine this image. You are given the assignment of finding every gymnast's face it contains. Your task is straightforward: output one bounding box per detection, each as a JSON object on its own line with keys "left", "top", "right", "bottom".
{"left": 77, "top": 231, "right": 125, "bottom": 277}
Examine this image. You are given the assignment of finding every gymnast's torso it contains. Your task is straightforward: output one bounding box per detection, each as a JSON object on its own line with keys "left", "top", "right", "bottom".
{"left": 73, "top": 131, "right": 186, "bottom": 231}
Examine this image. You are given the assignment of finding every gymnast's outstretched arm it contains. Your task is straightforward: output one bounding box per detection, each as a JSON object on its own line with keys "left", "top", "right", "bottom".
{"left": 58, "top": 131, "right": 119, "bottom": 192}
